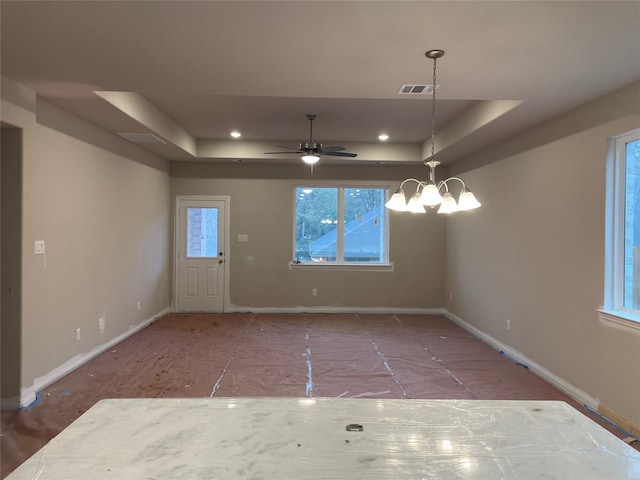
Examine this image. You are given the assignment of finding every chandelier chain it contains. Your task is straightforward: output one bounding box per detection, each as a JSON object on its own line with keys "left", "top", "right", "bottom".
{"left": 383, "top": 49, "right": 481, "bottom": 214}
{"left": 431, "top": 56, "right": 437, "bottom": 161}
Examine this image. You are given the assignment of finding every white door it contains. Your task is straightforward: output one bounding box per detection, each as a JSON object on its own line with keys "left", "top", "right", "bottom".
{"left": 175, "top": 196, "right": 228, "bottom": 312}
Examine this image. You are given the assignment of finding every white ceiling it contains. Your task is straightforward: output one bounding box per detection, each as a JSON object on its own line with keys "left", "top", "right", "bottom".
{"left": 1, "top": 1, "right": 639, "bottom": 167}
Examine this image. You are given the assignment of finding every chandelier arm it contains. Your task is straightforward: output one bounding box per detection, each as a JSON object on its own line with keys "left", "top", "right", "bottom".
{"left": 440, "top": 177, "right": 468, "bottom": 190}
{"left": 399, "top": 178, "right": 427, "bottom": 190}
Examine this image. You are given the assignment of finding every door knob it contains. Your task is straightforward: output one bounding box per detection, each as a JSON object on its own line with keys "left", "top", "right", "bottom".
{"left": 218, "top": 259, "right": 224, "bottom": 264}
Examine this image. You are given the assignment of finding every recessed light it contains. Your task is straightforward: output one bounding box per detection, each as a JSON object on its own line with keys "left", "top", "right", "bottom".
{"left": 378, "top": 134, "right": 389, "bottom": 141}
{"left": 230, "top": 131, "right": 242, "bottom": 138}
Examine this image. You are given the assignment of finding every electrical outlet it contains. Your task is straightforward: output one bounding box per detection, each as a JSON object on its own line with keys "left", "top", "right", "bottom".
{"left": 98, "top": 317, "right": 105, "bottom": 335}
{"left": 507, "top": 319, "right": 511, "bottom": 331}
{"left": 137, "top": 301, "right": 141, "bottom": 311}
{"left": 312, "top": 288, "right": 318, "bottom": 296}
{"left": 76, "top": 328, "right": 81, "bottom": 341}
{"left": 449, "top": 292, "right": 453, "bottom": 301}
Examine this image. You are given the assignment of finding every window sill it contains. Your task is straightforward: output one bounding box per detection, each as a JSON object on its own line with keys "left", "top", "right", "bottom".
{"left": 289, "top": 262, "right": 394, "bottom": 272}
{"left": 598, "top": 309, "right": 640, "bottom": 334}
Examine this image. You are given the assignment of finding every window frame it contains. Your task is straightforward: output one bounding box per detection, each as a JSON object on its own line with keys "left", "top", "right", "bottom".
{"left": 600, "top": 128, "right": 640, "bottom": 333}
{"left": 290, "top": 184, "right": 393, "bottom": 271}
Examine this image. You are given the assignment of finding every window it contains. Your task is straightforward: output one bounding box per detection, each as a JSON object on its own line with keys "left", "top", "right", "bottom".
{"left": 293, "top": 186, "right": 389, "bottom": 267}
{"left": 601, "top": 128, "right": 640, "bottom": 331}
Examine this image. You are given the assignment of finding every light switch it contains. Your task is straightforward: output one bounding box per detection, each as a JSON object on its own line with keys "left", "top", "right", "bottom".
{"left": 237, "top": 234, "right": 248, "bottom": 242}
{"left": 34, "top": 240, "right": 45, "bottom": 255}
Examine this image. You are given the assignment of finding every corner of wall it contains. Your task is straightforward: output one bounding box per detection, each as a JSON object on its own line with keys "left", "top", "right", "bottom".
{"left": 1, "top": 76, "right": 36, "bottom": 114}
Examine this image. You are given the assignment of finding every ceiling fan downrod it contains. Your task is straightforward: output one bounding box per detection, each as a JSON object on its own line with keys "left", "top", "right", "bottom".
{"left": 305, "top": 114, "right": 317, "bottom": 149}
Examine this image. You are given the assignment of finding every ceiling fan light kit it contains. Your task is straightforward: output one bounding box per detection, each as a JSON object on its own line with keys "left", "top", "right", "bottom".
{"left": 385, "top": 49, "right": 481, "bottom": 215}
{"left": 301, "top": 154, "right": 320, "bottom": 164}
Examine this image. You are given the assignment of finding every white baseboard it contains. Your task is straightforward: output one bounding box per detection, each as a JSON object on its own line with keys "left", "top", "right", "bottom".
{"left": 224, "top": 304, "right": 448, "bottom": 315}
{"left": 18, "top": 306, "right": 172, "bottom": 409}
{"left": 443, "top": 309, "right": 600, "bottom": 410}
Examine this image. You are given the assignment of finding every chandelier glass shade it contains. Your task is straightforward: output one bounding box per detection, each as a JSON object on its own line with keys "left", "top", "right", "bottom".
{"left": 420, "top": 182, "right": 443, "bottom": 207}
{"left": 385, "top": 49, "right": 481, "bottom": 215}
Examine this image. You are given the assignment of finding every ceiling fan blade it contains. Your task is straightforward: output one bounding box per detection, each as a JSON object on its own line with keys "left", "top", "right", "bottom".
{"left": 318, "top": 146, "right": 345, "bottom": 153}
{"left": 323, "top": 151, "right": 358, "bottom": 157}
{"left": 264, "top": 151, "right": 303, "bottom": 155}
{"left": 265, "top": 117, "right": 358, "bottom": 159}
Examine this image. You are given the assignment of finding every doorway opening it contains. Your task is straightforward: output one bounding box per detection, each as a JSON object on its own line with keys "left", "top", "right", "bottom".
{"left": 1, "top": 125, "right": 23, "bottom": 409}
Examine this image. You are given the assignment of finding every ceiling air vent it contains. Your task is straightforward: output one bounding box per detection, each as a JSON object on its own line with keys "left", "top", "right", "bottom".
{"left": 398, "top": 84, "right": 438, "bottom": 95}
{"left": 116, "top": 132, "right": 166, "bottom": 144}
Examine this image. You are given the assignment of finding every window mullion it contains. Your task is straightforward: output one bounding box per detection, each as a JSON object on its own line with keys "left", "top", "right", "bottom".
{"left": 336, "top": 188, "right": 345, "bottom": 263}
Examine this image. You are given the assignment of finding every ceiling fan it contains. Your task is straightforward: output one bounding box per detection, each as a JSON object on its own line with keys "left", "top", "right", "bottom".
{"left": 264, "top": 114, "right": 357, "bottom": 164}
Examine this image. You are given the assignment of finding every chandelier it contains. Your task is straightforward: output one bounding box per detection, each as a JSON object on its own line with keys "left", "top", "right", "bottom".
{"left": 385, "top": 50, "right": 481, "bottom": 214}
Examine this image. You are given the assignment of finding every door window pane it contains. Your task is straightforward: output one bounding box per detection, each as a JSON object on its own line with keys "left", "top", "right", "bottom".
{"left": 187, "top": 207, "right": 218, "bottom": 258}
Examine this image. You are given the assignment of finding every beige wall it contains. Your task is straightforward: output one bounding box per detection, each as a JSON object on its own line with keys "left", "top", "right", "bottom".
{"left": 1, "top": 78, "right": 172, "bottom": 401}
{"left": 171, "top": 173, "right": 446, "bottom": 310}
{"left": 445, "top": 83, "right": 640, "bottom": 425}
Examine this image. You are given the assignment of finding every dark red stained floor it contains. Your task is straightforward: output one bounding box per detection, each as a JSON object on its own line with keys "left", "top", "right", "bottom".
{"left": 1, "top": 313, "right": 638, "bottom": 477}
